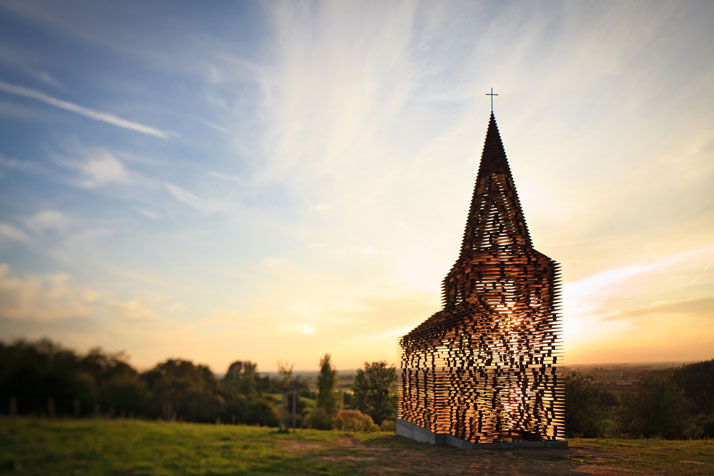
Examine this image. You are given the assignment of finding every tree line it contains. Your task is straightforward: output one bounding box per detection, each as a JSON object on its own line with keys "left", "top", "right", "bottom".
{"left": 0, "top": 339, "right": 396, "bottom": 432}
{"left": 4, "top": 338, "right": 712, "bottom": 439}
{"left": 564, "top": 360, "right": 714, "bottom": 439}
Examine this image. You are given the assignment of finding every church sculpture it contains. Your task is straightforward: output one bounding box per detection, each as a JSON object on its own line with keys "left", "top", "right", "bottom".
{"left": 397, "top": 104, "right": 565, "bottom": 446}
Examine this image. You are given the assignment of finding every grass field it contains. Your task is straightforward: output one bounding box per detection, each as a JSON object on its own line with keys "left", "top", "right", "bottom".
{"left": 1, "top": 417, "right": 713, "bottom": 475}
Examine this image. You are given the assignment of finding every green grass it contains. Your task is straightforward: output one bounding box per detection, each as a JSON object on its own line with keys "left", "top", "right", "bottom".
{"left": 1, "top": 417, "right": 713, "bottom": 475}
{"left": 573, "top": 438, "right": 714, "bottom": 474}
{"left": 0, "top": 417, "right": 391, "bottom": 476}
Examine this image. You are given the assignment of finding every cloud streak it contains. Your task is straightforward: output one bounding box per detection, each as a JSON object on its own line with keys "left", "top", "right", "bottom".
{"left": 617, "top": 297, "right": 714, "bottom": 319}
{"left": 163, "top": 182, "right": 229, "bottom": 214}
{"left": 0, "top": 263, "right": 94, "bottom": 321}
{"left": 0, "top": 223, "right": 31, "bottom": 244}
{"left": 564, "top": 243, "right": 714, "bottom": 319}
{"left": 25, "top": 210, "right": 70, "bottom": 233}
{"left": 0, "top": 80, "right": 169, "bottom": 139}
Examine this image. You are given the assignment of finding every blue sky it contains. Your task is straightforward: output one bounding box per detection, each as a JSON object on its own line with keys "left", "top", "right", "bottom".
{"left": 1, "top": 1, "right": 713, "bottom": 371}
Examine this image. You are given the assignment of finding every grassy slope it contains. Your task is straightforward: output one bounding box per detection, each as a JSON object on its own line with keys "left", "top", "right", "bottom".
{"left": 1, "top": 417, "right": 713, "bottom": 476}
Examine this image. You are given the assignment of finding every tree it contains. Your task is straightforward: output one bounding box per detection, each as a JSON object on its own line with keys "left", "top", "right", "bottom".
{"left": 673, "top": 359, "right": 714, "bottom": 437}
{"left": 223, "top": 360, "right": 258, "bottom": 396}
{"left": 276, "top": 361, "right": 307, "bottom": 429}
{"left": 563, "top": 371, "right": 610, "bottom": 437}
{"left": 351, "top": 361, "right": 397, "bottom": 425}
{"left": 617, "top": 374, "right": 689, "bottom": 438}
{"left": 245, "top": 398, "right": 280, "bottom": 426}
{"left": 277, "top": 361, "right": 293, "bottom": 388}
{"left": 0, "top": 339, "right": 95, "bottom": 416}
{"left": 81, "top": 348, "right": 148, "bottom": 417}
{"left": 316, "top": 354, "right": 340, "bottom": 421}
{"left": 673, "top": 359, "right": 714, "bottom": 415}
{"left": 142, "top": 359, "right": 222, "bottom": 422}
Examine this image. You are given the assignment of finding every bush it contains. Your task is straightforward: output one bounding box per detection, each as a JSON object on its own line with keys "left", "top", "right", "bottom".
{"left": 335, "top": 409, "right": 378, "bottom": 432}
{"left": 306, "top": 407, "right": 333, "bottom": 430}
{"left": 380, "top": 419, "right": 396, "bottom": 432}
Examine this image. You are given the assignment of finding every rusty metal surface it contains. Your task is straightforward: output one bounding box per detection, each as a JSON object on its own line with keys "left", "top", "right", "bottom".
{"left": 399, "top": 113, "right": 564, "bottom": 444}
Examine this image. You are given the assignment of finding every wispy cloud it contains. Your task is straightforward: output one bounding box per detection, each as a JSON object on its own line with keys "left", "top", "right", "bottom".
{"left": 562, "top": 243, "right": 714, "bottom": 361}
{"left": 616, "top": 297, "right": 714, "bottom": 319}
{"left": 163, "top": 182, "right": 204, "bottom": 210}
{"left": 25, "top": 210, "right": 70, "bottom": 233}
{"left": 0, "top": 223, "right": 31, "bottom": 244}
{"left": 367, "top": 325, "right": 413, "bottom": 341}
{"left": 0, "top": 263, "right": 95, "bottom": 321}
{"left": 138, "top": 209, "right": 160, "bottom": 220}
{"left": 209, "top": 309, "right": 240, "bottom": 323}
{"left": 163, "top": 182, "right": 227, "bottom": 213}
{"left": 193, "top": 116, "right": 230, "bottom": 135}
{"left": 564, "top": 243, "right": 714, "bottom": 319}
{"left": 53, "top": 148, "right": 131, "bottom": 189}
{"left": 209, "top": 171, "right": 245, "bottom": 183}
{"left": 394, "top": 220, "right": 432, "bottom": 248}
{"left": 77, "top": 152, "right": 130, "bottom": 188}
{"left": 0, "top": 80, "right": 169, "bottom": 139}
{"left": 0, "top": 153, "right": 43, "bottom": 173}
{"left": 0, "top": 44, "right": 62, "bottom": 88}
{"left": 277, "top": 323, "right": 316, "bottom": 335}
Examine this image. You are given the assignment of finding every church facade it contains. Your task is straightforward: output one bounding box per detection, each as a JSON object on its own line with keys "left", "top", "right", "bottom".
{"left": 397, "top": 112, "right": 565, "bottom": 446}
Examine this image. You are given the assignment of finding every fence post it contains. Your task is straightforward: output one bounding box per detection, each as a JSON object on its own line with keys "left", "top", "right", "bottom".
{"left": 9, "top": 396, "right": 17, "bottom": 418}
{"left": 47, "top": 397, "right": 55, "bottom": 418}
{"left": 292, "top": 391, "right": 296, "bottom": 432}
{"left": 279, "top": 392, "right": 285, "bottom": 431}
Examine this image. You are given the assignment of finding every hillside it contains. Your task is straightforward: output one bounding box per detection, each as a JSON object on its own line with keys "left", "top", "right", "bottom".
{"left": 2, "top": 417, "right": 713, "bottom": 475}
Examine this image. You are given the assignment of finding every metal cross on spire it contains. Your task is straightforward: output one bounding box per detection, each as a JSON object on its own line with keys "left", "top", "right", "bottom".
{"left": 485, "top": 88, "right": 498, "bottom": 112}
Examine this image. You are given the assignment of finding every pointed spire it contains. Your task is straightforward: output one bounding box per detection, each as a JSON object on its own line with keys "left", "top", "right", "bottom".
{"left": 476, "top": 113, "right": 510, "bottom": 178}
{"left": 458, "top": 113, "right": 531, "bottom": 256}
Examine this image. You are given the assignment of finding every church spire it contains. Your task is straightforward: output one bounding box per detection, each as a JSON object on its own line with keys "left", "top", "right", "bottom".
{"left": 459, "top": 113, "right": 532, "bottom": 256}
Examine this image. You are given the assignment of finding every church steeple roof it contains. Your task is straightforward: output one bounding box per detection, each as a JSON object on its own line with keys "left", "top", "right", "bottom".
{"left": 458, "top": 113, "right": 532, "bottom": 256}
{"left": 477, "top": 113, "right": 510, "bottom": 175}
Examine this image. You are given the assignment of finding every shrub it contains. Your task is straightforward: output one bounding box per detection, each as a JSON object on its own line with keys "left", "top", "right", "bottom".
{"left": 335, "top": 409, "right": 378, "bottom": 432}
{"left": 306, "top": 407, "right": 333, "bottom": 430}
{"left": 380, "top": 419, "right": 396, "bottom": 432}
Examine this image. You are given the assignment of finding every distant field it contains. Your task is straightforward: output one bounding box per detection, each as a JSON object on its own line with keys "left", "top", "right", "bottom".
{"left": 276, "top": 363, "right": 688, "bottom": 392}
{"left": 1, "top": 417, "right": 713, "bottom": 475}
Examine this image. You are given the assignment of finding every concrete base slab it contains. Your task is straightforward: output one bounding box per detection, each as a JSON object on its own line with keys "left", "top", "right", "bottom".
{"left": 395, "top": 418, "right": 568, "bottom": 449}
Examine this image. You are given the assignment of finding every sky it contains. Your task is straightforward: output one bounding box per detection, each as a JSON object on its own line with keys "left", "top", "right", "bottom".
{"left": 0, "top": 1, "right": 713, "bottom": 372}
